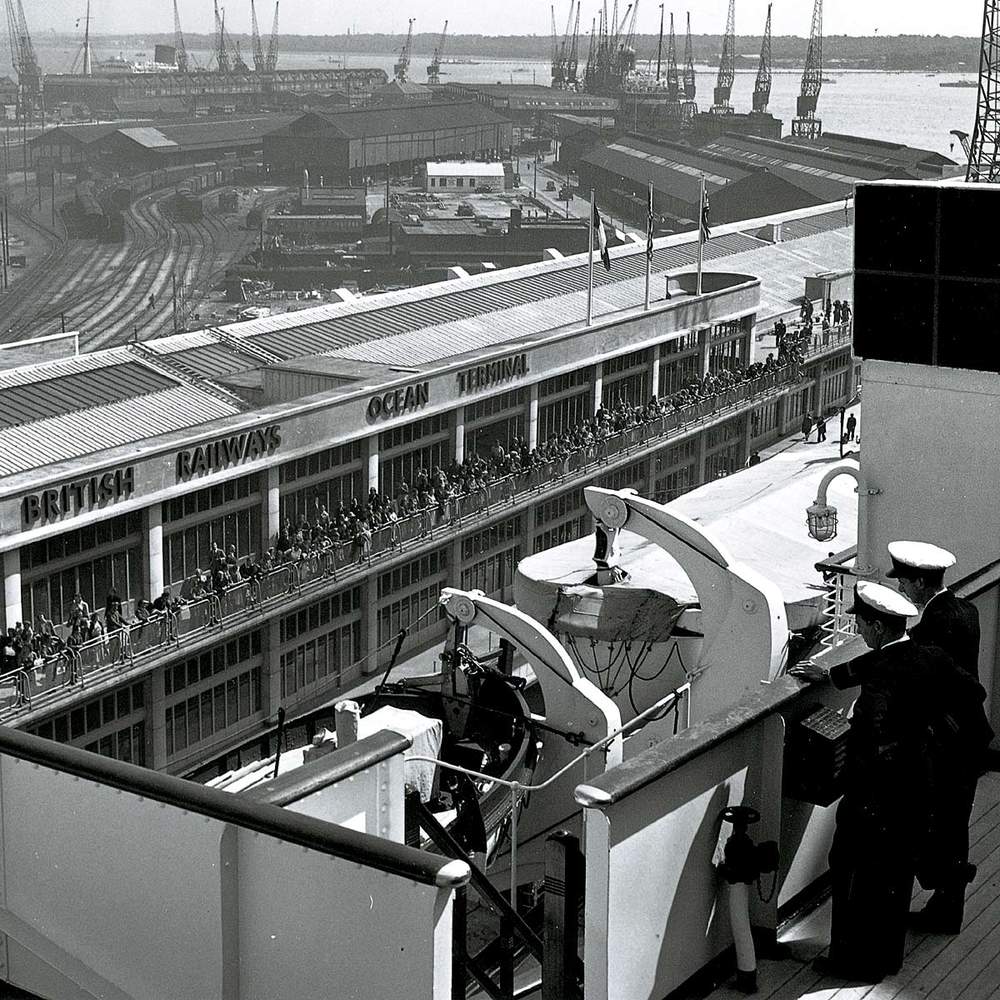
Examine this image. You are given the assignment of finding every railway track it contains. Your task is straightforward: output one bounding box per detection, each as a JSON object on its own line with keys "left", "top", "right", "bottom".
{"left": 0, "top": 185, "right": 283, "bottom": 350}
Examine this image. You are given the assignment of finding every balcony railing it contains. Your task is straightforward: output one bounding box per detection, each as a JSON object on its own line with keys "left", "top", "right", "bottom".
{"left": 0, "top": 363, "right": 804, "bottom": 726}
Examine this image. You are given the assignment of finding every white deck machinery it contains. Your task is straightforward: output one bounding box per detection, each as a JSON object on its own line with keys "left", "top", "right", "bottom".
{"left": 516, "top": 486, "right": 791, "bottom": 744}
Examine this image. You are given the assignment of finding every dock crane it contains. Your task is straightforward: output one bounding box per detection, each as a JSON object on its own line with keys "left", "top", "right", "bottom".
{"left": 566, "top": 2, "right": 581, "bottom": 89}
{"left": 173, "top": 0, "right": 189, "bottom": 72}
{"left": 394, "top": 18, "right": 415, "bottom": 83}
{"left": 681, "top": 11, "right": 697, "bottom": 115}
{"left": 213, "top": 0, "right": 230, "bottom": 73}
{"left": 791, "top": 0, "right": 824, "bottom": 139}
{"left": 666, "top": 12, "right": 679, "bottom": 100}
{"left": 265, "top": 1, "right": 279, "bottom": 73}
{"left": 965, "top": 0, "right": 1000, "bottom": 181}
{"left": 711, "top": 0, "right": 735, "bottom": 114}
{"left": 551, "top": 6, "right": 563, "bottom": 87}
{"left": 426, "top": 20, "right": 447, "bottom": 84}
{"left": 2, "top": 0, "right": 41, "bottom": 121}
{"left": 250, "top": 0, "right": 266, "bottom": 72}
{"left": 752, "top": 3, "right": 772, "bottom": 113}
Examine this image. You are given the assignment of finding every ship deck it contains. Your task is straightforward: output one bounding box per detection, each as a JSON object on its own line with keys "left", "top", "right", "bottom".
{"left": 699, "top": 772, "right": 1000, "bottom": 1000}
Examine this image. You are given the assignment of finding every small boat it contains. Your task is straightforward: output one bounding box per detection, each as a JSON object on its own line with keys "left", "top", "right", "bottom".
{"left": 940, "top": 79, "right": 978, "bottom": 88}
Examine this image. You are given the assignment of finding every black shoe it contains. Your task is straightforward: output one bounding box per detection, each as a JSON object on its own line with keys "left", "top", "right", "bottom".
{"left": 811, "top": 956, "right": 883, "bottom": 983}
{"left": 909, "top": 895, "right": 964, "bottom": 935}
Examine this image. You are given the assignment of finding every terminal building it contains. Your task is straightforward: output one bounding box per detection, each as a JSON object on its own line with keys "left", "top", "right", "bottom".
{"left": 0, "top": 201, "right": 855, "bottom": 779}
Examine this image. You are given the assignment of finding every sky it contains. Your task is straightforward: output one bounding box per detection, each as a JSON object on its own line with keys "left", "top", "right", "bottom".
{"left": 29, "top": 0, "right": 987, "bottom": 40}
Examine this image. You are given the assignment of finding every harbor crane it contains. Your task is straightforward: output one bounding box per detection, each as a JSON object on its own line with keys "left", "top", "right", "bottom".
{"left": 966, "top": 0, "right": 1000, "bottom": 181}
{"left": 752, "top": 3, "right": 772, "bottom": 113}
{"left": 791, "top": 0, "right": 824, "bottom": 139}
{"left": 682, "top": 11, "right": 697, "bottom": 114}
{"left": 711, "top": 0, "right": 736, "bottom": 114}
{"left": 655, "top": 3, "right": 664, "bottom": 80}
{"left": 250, "top": 0, "right": 266, "bottom": 72}
{"left": 566, "top": 2, "right": 581, "bottom": 89}
{"left": 2, "top": 0, "right": 41, "bottom": 120}
{"left": 426, "top": 20, "right": 447, "bottom": 84}
{"left": 213, "top": 0, "right": 230, "bottom": 73}
{"left": 394, "top": 18, "right": 415, "bottom": 83}
{"left": 551, "top": 6, "right": 562, "bottom": 87}
{"left": 265, "top": 2, "right": 279, "bottom": 73}
{"left": 551, "top": 2, "right": 577, "bottom": 90}
{"left": 173, "top": 0, "right": 189, "bottom": 72}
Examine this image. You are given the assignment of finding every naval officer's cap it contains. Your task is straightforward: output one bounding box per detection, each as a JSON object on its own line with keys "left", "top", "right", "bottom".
{"left": 846, "top": 581, "right": 918, "bottom": 620}
{"left": 885, "top": 540, "right": 957, "bottom": 579}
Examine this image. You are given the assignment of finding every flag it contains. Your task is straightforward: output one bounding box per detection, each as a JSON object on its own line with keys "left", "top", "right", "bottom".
{"left": 646, "top": 182, "right": 655, "bottom": 262}
{"left": 592, "top": 199, "right": 611, "bottom": 272}
{"left": 700, "top": 190, "right": 711, "bottom": 242}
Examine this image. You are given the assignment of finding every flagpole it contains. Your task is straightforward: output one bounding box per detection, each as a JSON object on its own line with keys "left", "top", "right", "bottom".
{"left": 697, "top": 174, "right": 705, "bottom": 297}
{"left": 644, "top": 180, "right": 652, "bottom": 311}
{"left": 587, "top": 187, "right": 595, "bottom": 326}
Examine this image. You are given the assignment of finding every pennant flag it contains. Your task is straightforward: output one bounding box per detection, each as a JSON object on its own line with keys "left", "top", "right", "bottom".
{"left": 700, "top": 190, "right": 711, "bottom": 242}
{"left": 592, "top": 200, "right": 611, "bottom": 272}
{"left": 646, "top": 182, "right": 655, "bottom": 262}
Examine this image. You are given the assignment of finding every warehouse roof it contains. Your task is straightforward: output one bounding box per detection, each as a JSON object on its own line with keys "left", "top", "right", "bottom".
{"left": 786, "top": 132, "right": 957, "bottom": 171}
{"left": 114, "top": 115, "right": 294, "bottom": 153}
{"left": 30, "top": 122, "right": 141, "bottom": 148}
{"left": 270, "top": 103, "right": 510, "bottom": 141}
{"left": 0, "top": 200, "right": 852, "bottom": 481}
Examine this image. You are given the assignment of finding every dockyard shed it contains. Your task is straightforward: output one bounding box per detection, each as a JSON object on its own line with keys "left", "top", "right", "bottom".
{"left": 29, "top": 122, "right": 139, "bottom": 168}
{"left": 263, "top": 103, "right": 513, "bottom": 185}
{"left": 425, "top": 161, "right": 505, "bottom": 192}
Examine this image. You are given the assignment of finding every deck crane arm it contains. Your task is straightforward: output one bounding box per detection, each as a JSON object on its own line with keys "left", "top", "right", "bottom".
{"left": 265, "top": 1, "right": 279, "bottom": 73}
{"left": 250, "top": 0, "right": 266, "bottom": 72}
{"left": 951, "top": 129, "right": 972, "bottom": 160}
{"left": 439, "top": 588, "right": 623, "bottom": 774}
{"left": 752, "top": 3, "right": 773, "bottom": 113}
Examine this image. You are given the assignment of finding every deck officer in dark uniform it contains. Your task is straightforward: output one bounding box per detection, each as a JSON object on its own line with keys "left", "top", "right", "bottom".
{"left": 886, "top": 541, "right": 991, "bottom": 934}
{"left": 794, "top": 583, "right": 933, "bottom": 981}
{"left": 886, "top": 541, "right": 981, "bottom": 680}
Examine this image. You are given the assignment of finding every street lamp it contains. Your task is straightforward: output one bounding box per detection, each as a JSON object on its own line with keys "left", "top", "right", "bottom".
{"left": 805, "top": 461, "right": 864, "bottom": 543}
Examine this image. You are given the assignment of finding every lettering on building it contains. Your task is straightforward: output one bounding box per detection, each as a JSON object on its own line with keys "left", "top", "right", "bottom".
{"left": 457, "top": 354, "right": 529, "bottom": 394}
{"left": 366, "top": 382, "right": 430, "bottom": 421}
{"left": 176, "top": 424, "right": 282, "bottom": 480}
{"left": 22, "top": 467, "right": 135, "bottom": 528}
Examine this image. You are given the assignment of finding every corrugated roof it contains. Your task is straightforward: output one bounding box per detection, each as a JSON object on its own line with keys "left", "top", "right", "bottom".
{"left": 0, "top": 384, "right": 242, "bottom": 476}
{"left": 118, "top": 126, "right": 178, "bottom": 149}
{"left": 271, "top": 103, "right": 509, "bottom": 140}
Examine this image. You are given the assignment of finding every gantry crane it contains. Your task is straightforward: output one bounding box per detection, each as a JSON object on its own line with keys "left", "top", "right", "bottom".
{"left": 265, "top": 1, "right": 279, "bottom": 73}
{"left": 752, "top": 3, "right": 772, "bottom": 113}
{"left": 966, "top": 0, "right": 1000, "bottom": 181}
{"left": 681, "top": 10, "right": 697, "bottom": 115}
{"left": 250, "top": 0, "right": 266, "bottom": 72}
{"left": 173, "top": 0, "right": 189, "bottom": 72}
{"left": 711, "top": 0, "right": 736, "bottom": 114}
{"left": 2, "top": 0, "right": 41, "bottom": 120}
{"left": 791, "top": 0, "right": 824, "bottom": 139}
{"left": 394, "top": 18, "right": 415, "bottom": 82}
{"left": 426, "top": 20, "right": 448, "bottom": 84}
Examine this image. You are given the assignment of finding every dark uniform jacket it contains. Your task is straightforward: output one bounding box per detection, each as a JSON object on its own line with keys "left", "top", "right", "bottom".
{"left": 909, "top": 589, "right": 981, "bottom": 680}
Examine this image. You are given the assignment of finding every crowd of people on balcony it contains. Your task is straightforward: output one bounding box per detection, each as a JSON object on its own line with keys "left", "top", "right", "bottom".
{"left": 13, "top": 346, "right": 803, "bottom": 674}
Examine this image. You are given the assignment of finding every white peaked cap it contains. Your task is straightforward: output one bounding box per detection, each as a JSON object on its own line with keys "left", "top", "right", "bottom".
{"left": 886, "top": 540, "right": 957, "bottom": 577}
{"left": 847, "top": 580, "right": 918, "bottom": 619}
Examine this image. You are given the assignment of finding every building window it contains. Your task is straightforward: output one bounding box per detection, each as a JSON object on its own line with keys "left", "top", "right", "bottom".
{"left": 429, "top": 178, "right": 435, "bottom": 187}
{"left": 456, "top": 178, "right": 464, "bottom": 187}
{"left": 539, "top": 391, "right": 591, "bottom": 443}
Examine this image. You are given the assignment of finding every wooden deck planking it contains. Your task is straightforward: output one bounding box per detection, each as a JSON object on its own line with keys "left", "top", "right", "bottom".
{"left": 696, "top": 775, "right": 1000, "bottom": 1000}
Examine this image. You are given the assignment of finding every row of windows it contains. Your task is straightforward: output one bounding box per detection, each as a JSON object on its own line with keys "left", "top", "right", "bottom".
{"left": 377, "top": 585, "right": 446, "bottom": 652}
{"left": 165, "top": 630, "right": 263, "bottom": 698}
{"left": 539, "top": 390, "right": 591, "bottom": 444}
{"left": 706, "top": 417, "right": 746, "bottom": 450}
{"left": 465, "top": 388, "right": 526, "bottom": 425}
{"left": 602, "top": 371, "right": 650, "bottom": 409}
{"left": 466, "top": 413, "right": 525, "bottom": 460}
{"left": 23, "top": 544, "right": 143, "bottom": 629}
{"left": 380, "top": 441, "right": 452, "bottom": 501}
{"left": 22, "top": 512, "right": 141, "bottom": 571}
{"left": 660, "top": 353, "right": 701, "bottom": 394}
{"left": 379, "top": 414, "right": 449, "bottom": 453}
{"left": 164, "top": 476, "right": 254, "bottom": 524}
{"left": 84, "top": 722, "right": 146, "bottom": 766}
{"left": 786, "top": 387, "right": 811, "bottom": 423}
{"left": 709, "top": 338, "right": 749, "bottom": 374}
{"left": 711, "top": 317, "right": 752, "bottom": 341}
{"left": 540, "top": 368, "right": 591, "bottom": 398}
{"left": 461, "top": 547, "right": 520, "bottom": 599}
{"left": 165, "top": 667, "right": 262, "bottom": 759}
{"left": 656, "top": 436, "right": 699, "bottom": 472}
{"left": 598, "top": 460, "right": 647, "bottom": 493}
{"left": 378, "top": 550, "right": 449, "bottom": 601}
{"left": 533, "top": 516, "right": 589, "bottom": 555}
{"left": 29, "top": 682, "right": 145, "bottom": 745}
{"left": 603, "top": 348, "right": 649, "bottom": 376}
{"left": 428, "top": 176, "right": 488, "bottom": 187}
{"left": 164, "top": 505, "right": 261, "bottom": 593}
{"left": 654, "top": 463, "right": 699, "bottom": 503}
{"left": 280, "top": 586, "right": 363, "bottom": 645}
{"left": 279, "top": 441, "right": 363, "bottom": 485}
{"left": 822, "top": 371, "right": 852, "bottom": 410}
{"left": 751, "top": 400, "right": 781, "bottom": 440}
{"left": 280, "top": 620, "right": 362, "bottom": 701}
{"left": 280, "top": 469, "right": 364, "bottom": 530}
{"left": 705, "top": 441, "right": 745, "bottom": 479}
{"left": 825, "top": 349, "right": 853, "bottom": 373}
{"left": 461, "top": 515, "right": 522, "bottom": 560}
{"left": 661, "top": 331, "right": 699, "bottom": 356}
{"left": 534, "top": 487, "right": 585, "bottom": 529}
